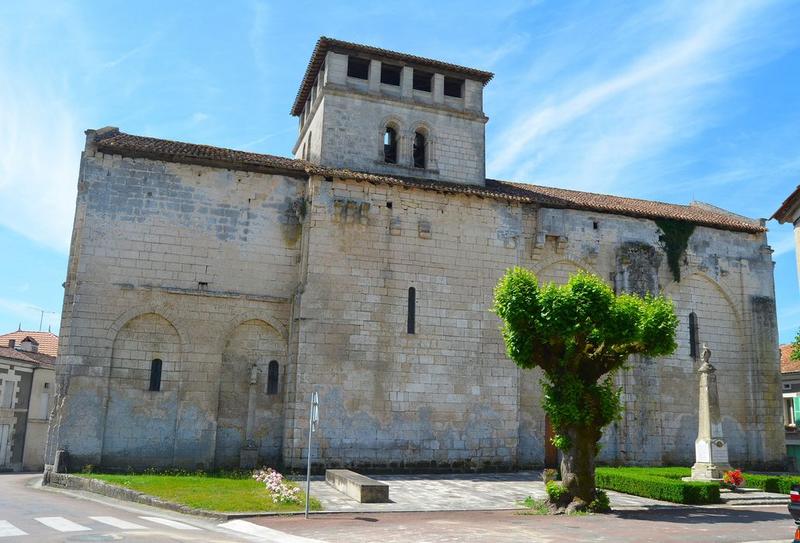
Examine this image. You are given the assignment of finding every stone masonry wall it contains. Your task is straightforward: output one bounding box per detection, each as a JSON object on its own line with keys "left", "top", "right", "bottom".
{"left": 49, "top": 145, "right": 305, "bottom": 469}
{"left": 51, "top": 146, "right": 784, "bottom": 471}
{"left": 284, "top": 175, "right": 784, "bottom": 469}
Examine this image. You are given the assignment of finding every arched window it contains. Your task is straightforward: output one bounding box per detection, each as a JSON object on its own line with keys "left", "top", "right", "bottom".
{"left": 688, "top": 312, "right": 699, "bottom": 360}
{"left": 267, "top": 360, "right": 279, "bottom": 395}
{"left": 413, "top": 131, "right": 426, "bottom": 168}
{"left": 407, "top": 287, "right": 416, "bottom": 334}
{"left": 384, "top": 127, "right": 397, "bottom": 164}
{"left": 149, "top": 359, "right": 162, "bottom": 392}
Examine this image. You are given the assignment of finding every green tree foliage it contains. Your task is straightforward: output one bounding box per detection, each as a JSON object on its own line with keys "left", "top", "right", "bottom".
{"left": 493, "top": 268, "right": 678, "bottom": 509}
{"left": 791, "top": 329, "right": 800, "bottom": 361}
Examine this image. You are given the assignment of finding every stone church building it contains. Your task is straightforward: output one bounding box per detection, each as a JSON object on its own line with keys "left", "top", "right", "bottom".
{"left": 48, "top": 37, "right": 784, "bottom": 471}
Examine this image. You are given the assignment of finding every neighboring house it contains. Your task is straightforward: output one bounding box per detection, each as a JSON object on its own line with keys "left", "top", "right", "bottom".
{"left": 0, "top": 330, "right": 59, "bottom": 357}
{"left": 0, "top": 335, "right": 56, "bottom": 471}
{"left": 49, "top": 37, "right": 784, "bottom": 472}
{"left": 781, "top": 344, "right": 800, "bottom": 469}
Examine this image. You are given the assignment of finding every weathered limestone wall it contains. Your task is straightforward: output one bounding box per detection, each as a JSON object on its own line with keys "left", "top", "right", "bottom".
{"left": 285, "top": 176, "right": 525, "bottom": 469}
{"left": 295, "top": 48, "right": 488, "bottom": 186}
{"left": 284, "top": 177, "right": 784, "bottom": 469}
{"left": 49, "top": 143, "right": 305, "bottom": 469}
{"left": 51, "top": 145, "right": 783, "bottom": 471}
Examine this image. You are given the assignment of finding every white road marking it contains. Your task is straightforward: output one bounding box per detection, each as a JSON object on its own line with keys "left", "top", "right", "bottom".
{"left": 89, "top": 516, "right": 147, "bottom": 530}
{"left": 219, "top": 519, "right": 324, "bottom": 542}
{"left": 0, "top": 521, "right": 27, "bottom": 537}
{"left": 139, "top": 516, "right": 201, "bottom": 530}
{"left": 35, "top": 516, "right": 91, "bottom": 532}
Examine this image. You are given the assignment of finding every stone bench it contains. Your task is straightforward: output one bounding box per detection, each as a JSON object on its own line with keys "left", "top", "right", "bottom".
{"left": 325, "top": 469, "right": 390, "bottom": 503}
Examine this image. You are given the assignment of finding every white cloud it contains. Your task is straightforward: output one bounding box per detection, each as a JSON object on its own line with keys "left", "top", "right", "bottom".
{"left": 487, "top": 1, "right": 796, "bottom": 194}
{"left": 0, "top": 70, "right": 81, "bottom": 253}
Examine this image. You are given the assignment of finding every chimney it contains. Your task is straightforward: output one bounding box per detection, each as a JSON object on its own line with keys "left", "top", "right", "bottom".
{"left": 8, "top": 339, "right": 15, "bottom": 349}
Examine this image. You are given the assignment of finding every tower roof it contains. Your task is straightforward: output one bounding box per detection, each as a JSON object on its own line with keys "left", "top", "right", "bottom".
{"left": 291, "top": 36, "right": 494, "bottom": 116}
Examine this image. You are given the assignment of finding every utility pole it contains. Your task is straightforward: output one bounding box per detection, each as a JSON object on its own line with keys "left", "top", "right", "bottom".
{"left": 305, "top": 390, "right": 319, "bottom": 519}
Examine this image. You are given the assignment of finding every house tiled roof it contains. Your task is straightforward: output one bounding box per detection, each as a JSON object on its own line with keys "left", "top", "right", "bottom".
{"left": 291, "top": 36, "right": 494, "bottom": 116}
{"left": 0, "top": 346, "right": 55, "bottom": 366}
{"left": 89, "top": 129, "right": 766, "bottom": 234}
{"left": 0, "top": 331, "right": 59, "bottom": 357}
{"left": 781, "top": 344, "right": 800, "bottom": 374}
{"left": 772, "top": 185, "right": 800, "bottom": 224}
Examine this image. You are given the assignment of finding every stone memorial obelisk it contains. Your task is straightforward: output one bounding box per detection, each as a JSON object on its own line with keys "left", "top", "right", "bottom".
{"left": 239, "top": 363, "right": 261, "bottom": 469}
{"left": 689, "top": 344, "right": 732, "bottom": 480}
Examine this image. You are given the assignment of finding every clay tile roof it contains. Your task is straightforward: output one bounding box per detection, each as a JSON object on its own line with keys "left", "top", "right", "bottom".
{"left": 94, "top": 130, "right": 308, "bottom": 175}
{"left": 781, "top": 344, "right": 800, "bottom": 374}
{"left": 291, "top": 36, "right": 494, "bottom": 116}
{"left": 772, "top": 185, "right": 800, "bottom": 224}
{"left": 89, "top": 129, "right": 766, "bottom": 234}
{"left": 0, "top": 331, "right": 59, "bottom": 357}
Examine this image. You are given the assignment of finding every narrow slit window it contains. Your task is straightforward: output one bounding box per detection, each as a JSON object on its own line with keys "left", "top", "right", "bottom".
{"left": 381, "top": 64, "right": 402, "bottom": 86}
{"left": 384, "top": 127, "right": 397, "bottom": 164}
{"left": 413, "top": 132, "right": 426, "bottom": 168}
{"left": 347, "top": 57, "right": 370, "bottom": 80}
{"left": 407, "top": 287, "right": 416, "bottom": 334}
{"left": 267, "top": 360, "right": 279, "bottom": 395}
{"left": 443, "top": 76, "right": 464, "bottom": 98}
{"left": 412, "top": 70, "right": 433, "bottom": 92}
{"left": 688, "top": 312, "right": 699, "bottom": 360}
{"left": 149, "top": 359, "right": 162, "bottom": 392}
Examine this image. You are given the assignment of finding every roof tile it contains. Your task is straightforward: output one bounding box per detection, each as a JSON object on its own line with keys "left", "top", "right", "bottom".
{"left": 92, "top": 130, "right": 766, "bottom": 234}
{"left": 0, "top": 331, "right": 59, "bottom": 357}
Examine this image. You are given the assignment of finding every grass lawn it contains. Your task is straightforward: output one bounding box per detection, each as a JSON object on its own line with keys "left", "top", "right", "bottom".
{"left": 79, "top": 472, "right": 322, "bottom": 513}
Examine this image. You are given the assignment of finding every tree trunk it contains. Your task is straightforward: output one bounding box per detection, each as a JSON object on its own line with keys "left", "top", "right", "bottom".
{"left": 560, "top": 426, "right": 599, "bottom": 505}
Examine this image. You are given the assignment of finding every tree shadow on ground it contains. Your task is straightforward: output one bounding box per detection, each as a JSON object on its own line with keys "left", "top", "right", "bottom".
{"left": 612, "top": 506, "right": 790, "bottom": 525}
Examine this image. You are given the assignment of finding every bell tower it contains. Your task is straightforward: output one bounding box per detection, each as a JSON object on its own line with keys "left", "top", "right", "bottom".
{"left": 291, "top": 37, "right": 493, "bottom": 187}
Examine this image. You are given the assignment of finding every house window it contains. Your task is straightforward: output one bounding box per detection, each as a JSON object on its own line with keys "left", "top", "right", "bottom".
{"left": 381, "top": 64, "right": 402, "bottom": 86}
{"left": 407, "top": 287, "right": 416, "bottom": 334}
{"left": 149, "top": 359, "right": 162, "bottom": 392}
{"left": 412, "top": 70, "right": 433, "bottom": 92}
{"left": 0, "top": 379, "right": 14, "bottom": 408}
{"left": 785, "top": 397, "right": 796, "bottom": 427}
{"left": 347, "top": 57, "right": 370, "bottom": 80}
{"left": 443, "top": 76, "right": 464, "bottom": 98}
{"left": 384, "top": 127, "right": 397, "bottom": 164}
{"left": 413, "top": 131, "right": 426, "bottom": 168}
{"left": 688, "top": 312, "right": 699, "bottom": 360}
{"left": 267, "top": 360, "right": 279, "bottom": 395}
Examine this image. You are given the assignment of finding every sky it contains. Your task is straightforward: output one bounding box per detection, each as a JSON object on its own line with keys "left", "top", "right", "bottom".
{"left": 1, "top": 0, "right": 799, "bottom": 341}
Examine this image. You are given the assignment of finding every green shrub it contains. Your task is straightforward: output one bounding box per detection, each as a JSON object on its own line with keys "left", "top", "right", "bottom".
{"left": 741, "top": 473, "right": 800, "bottom": 494}
{"left": 546, "top": 480, "right": 569, "bottom": 503}
{"left": 595, "top": 467, "right": 719, "bottom": 504}
{"left": 589, "top": 490, "right": 610, "bottom": 512}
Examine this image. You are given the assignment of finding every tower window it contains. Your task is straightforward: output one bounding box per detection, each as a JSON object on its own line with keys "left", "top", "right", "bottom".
{"left": 412, "top": 70, "right": 433, "bottom": 92}
{"left": 384, "top": 127, "right": 397, "bottom": 164}
{"left": 347, "top": 57, "right": 370, "bottom": 80}
{"left": 149, "top": 359, "right": 162, "bottom": 392}
{"left": 381, "top": 64, "right": 402, "bottom": 86}
{"left": 407, "top": 287, "right": 416, "bottom": 334}
{"left": 688, "top": 312, "right": 699, "bottom": 360}
{"left": 413, "top": 131, "right": 426, "bottom": 168}
{"left": 267, "top": 360, "right": 279, "bottom": 395}
{"left": 443, "top": 76, "right": 464, "bottom": 98}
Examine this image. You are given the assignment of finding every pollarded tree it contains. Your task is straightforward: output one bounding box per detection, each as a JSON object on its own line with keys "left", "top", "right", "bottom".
{"left": 493, "top": 268, "right": 678, "bottom": 510}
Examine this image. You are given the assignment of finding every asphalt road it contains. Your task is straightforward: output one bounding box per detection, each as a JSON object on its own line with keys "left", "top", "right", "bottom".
{"left": 0, "top": 472, "right": 309, "bottom": 542}
{"left": 3, "top": 471, "right": 799, "bottom": 542}
{"left": 247, "top": 506, "right": 800, "bottom": 543}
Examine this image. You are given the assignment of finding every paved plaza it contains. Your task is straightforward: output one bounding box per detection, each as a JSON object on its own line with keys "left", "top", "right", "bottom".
{"left": 301, "top": 471, "right": 675, "bottom": 512}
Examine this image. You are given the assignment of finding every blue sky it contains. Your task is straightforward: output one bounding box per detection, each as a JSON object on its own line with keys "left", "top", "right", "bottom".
{"left": 1, "top": 1, "right": 800, "bottom": 341}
